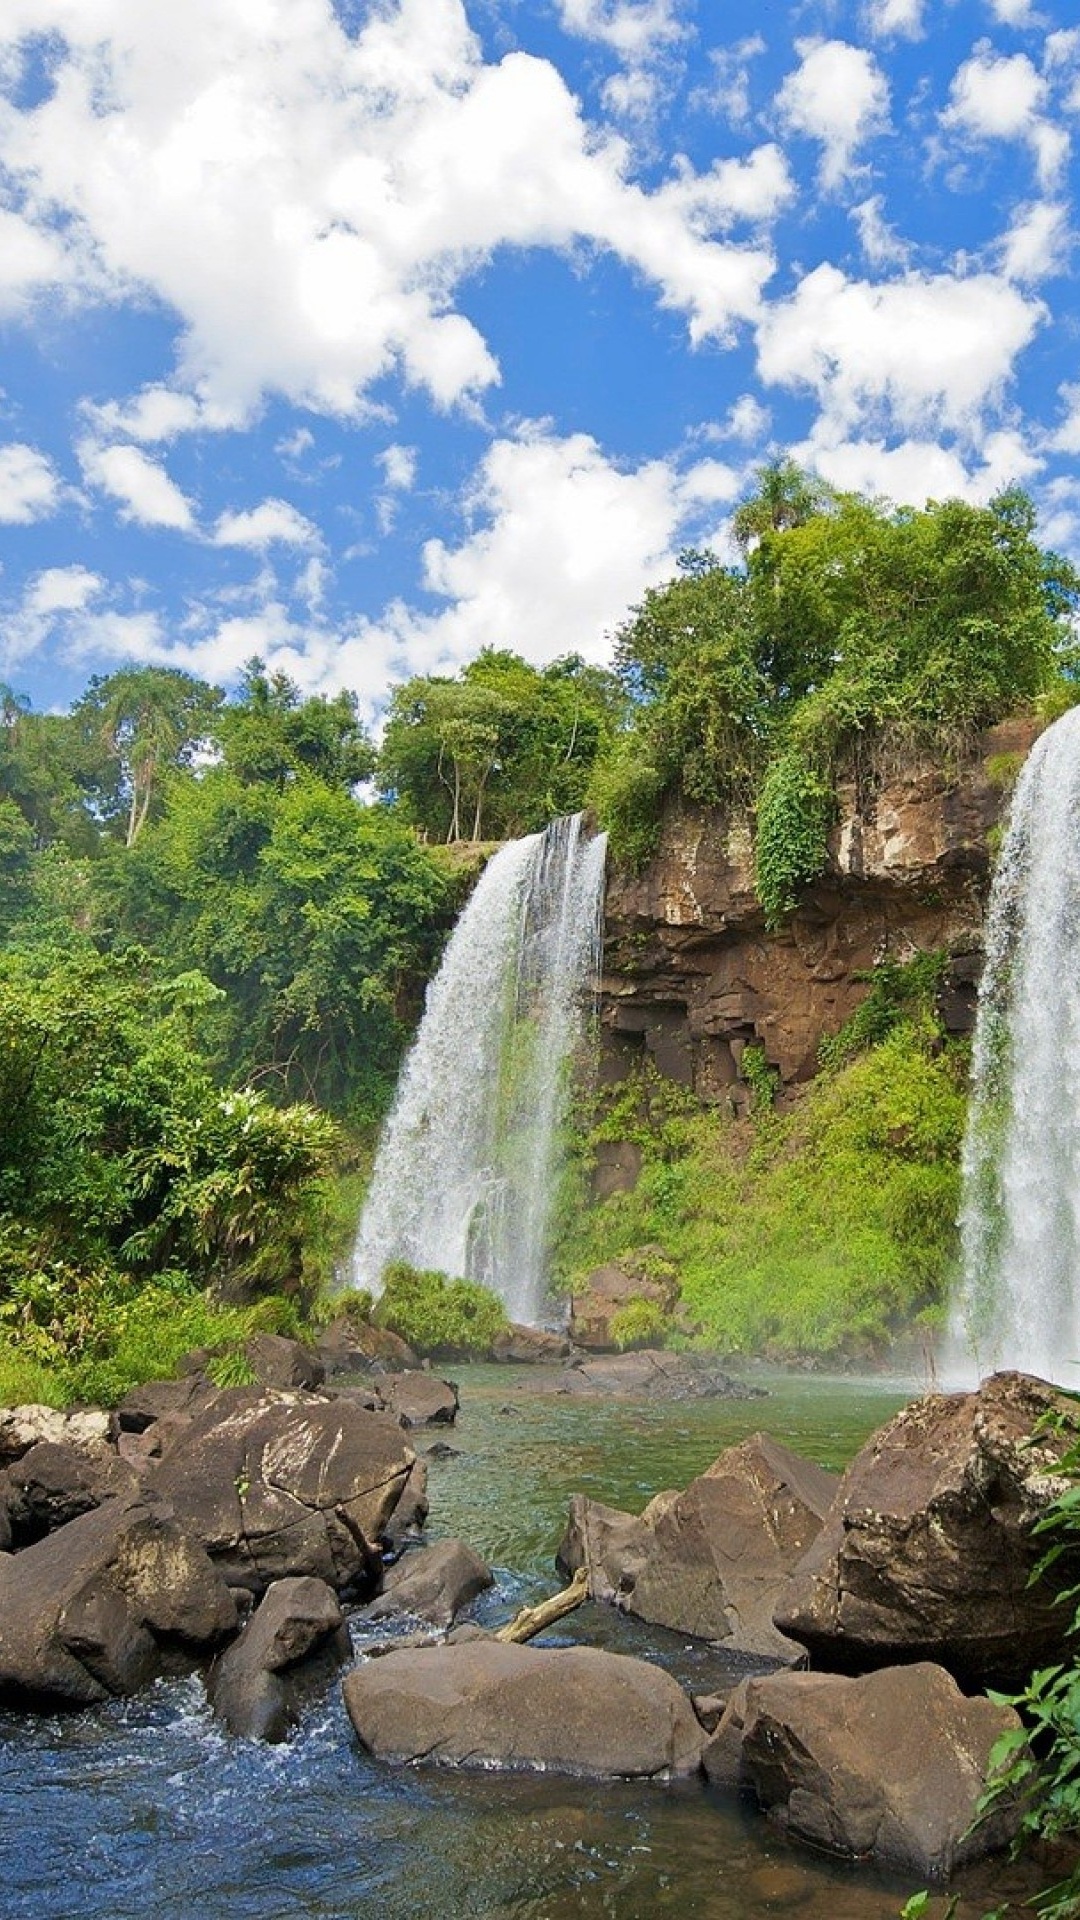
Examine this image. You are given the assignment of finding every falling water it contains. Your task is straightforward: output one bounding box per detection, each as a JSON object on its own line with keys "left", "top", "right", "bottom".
{"left": 952, "top": 706, "right": 1080, "bottom": 1384}
{"left": 352, "top": 813, "right": 607, "bottom": 1325}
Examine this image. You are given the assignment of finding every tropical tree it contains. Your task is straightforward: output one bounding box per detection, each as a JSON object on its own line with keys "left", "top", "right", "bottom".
{"left": 72, "top": 666, "right": 223, "bottom": 845}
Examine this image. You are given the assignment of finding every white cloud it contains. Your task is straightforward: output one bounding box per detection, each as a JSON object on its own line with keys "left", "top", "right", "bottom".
{"left": 986, "top": 0, "right": 1036, "bottom": 24}
{"left": 756, "top": 264, "right": 1044, "bottom": 435}
{"left": 0, "top": 0, "right": 775, "bottom": 425}
{"left": 377, "top": 445, "right": 418, "bottom": 492}
{"left": 714, "top": 394, "right": 772, "bottom": 442}
{"left": 942, "top": 46, "right": 1069, "bottom": 187}
{"left": 998, "top": 201, "right": 1070, "bottom": 281}
{"left": 863, "top": 0, "right": 925, "bottom": 39}
{"left": 775, "top": 39, "right": 890, "bottom": 191}
{"left": 0, "top": 442, "right": 61, "bottom": 523}
{"left": 1049, "top": 382, "right": 1080, "bottom": 454}
{"left": 554, "top": 1, "right": 680, "bottom": 60}
{"left": 78, "top": 442, "right": 196, "bottom": 530}
{"left": 0, "top": 564, "right": 103, "bottom": 668}
{"left": 0, "top": 205, "right": 70, "bottom": 313}
{"left": 851, "top": 195, "right": 912, "bottom": 267}
{"left": 212, "top": 499, "right": 319, "bottom": 549}
{"left": 701, "top": 37, "right": 765, "bottom": 130}
{"left": 795, "top": 425, "right": 1040, "bottom": 506}
{"left": 83, "top": 385, "right": 232, "bottom": 443}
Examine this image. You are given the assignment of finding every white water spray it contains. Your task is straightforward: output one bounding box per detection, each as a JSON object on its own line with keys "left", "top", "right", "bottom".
{"left": 352, "top": 813, "right": 607, "bottom": 1325}
{"left": 952, "top": 706, "right": 1080, "bottom": 1384}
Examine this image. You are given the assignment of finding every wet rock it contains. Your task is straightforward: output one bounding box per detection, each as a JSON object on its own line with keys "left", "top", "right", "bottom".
{"left": 0, "top": 1496, "right": 238, "bottom": 1708}
{"left": 243, "top": 1334, "right": 325, "bottom": 1392}
{"left": 701, "top": 1676, "right": 752, "bottom": 1789}
{"left": 731, "top": 1662, "right": 1022, "bottom": 1878}
{"left": 208, "top": 1575, "right": 350, "bottom": 1741}
{"left": 774, "top": 1371, "right": 1079, "bottom": 1688}
{"left": 314, "top": 1318, "right": 419, "bottom": 1377}
{"left": 152, "top": 1389, "right": 421, "bottom": 1597}
{"left": 0, "top": 1404, "right": 111, "bottom": 1466}
{"left": 559, "top": 1350, "right": 764, "bottom": 1401}
{"left": 365, "top": 1539, "right": 493, "bottom": 1628}
{"left": 342, "top": 1640, "right": 705, "bottom": 1778}
{"left": 490, "top": 1325, "right": 571, "bottom": 1364}
{"left": 1, "top": 1440, "right": 141, "bottom": 1547}
{"left": 557, "top": 1433, "right": 833, "bottom": 1659}
{"left": 377, "top": 1371, "right": 458, "bottom": 1428}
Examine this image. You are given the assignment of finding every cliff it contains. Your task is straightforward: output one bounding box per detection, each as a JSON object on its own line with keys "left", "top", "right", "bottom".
{"left": 600, "top": 718, "right": 1039, "bottom": 1100}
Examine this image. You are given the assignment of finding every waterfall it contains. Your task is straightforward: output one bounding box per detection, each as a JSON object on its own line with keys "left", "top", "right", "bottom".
{"left": 352, "top": 813, "right": 607, "bottom": 1325}
{"left": 952, "top": 706, "right": 1080, "bottom": 1384}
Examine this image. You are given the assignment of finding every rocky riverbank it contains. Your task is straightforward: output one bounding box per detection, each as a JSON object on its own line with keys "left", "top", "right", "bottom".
{"left": 1, "top": 1351, "right": 1076, "bottom": 1892}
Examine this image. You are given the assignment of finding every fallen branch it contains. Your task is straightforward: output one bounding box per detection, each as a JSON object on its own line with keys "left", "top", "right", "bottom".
{"left": 494, "top": 1565, "right": 589, "bottom": 1644}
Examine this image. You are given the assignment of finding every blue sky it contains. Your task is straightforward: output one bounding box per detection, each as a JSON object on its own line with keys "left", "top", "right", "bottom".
{"left": 1, "top": 0, "right": 1078, "bottom": 716}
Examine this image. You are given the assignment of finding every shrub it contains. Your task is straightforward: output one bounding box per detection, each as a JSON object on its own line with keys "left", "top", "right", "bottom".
{"left": 372, "top": 1261, "right": 508, "bottom": 1357}
{"left": 754, "top": 748, "right": 834, "bottom": 929}
{"left": 610, "top": 1296, "right": 672, "bottom": 1350}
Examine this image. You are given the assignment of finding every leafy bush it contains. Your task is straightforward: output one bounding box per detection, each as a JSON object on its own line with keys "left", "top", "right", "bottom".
{"left": 818, "top": 952, "right": 948, "bottom": 1071}
{"left": 754, "top": 748, "right": 834, "bottom": 930}
{"left": 372, "top": 1261, "right": 508, "bottom": 1357}
{"left": 610, "top": 1296, "right": 672, "bottom": 1350}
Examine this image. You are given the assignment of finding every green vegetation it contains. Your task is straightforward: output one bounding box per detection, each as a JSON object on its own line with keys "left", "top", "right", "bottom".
{"left": 372, "top": 1261, "right": 509, "bottom": 1357}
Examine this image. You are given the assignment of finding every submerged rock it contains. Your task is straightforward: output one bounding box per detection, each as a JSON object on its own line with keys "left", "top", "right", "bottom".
{"left": 725, "top": 1662, "right": 1022, "bottom": 1878}
{"left": 773, "top": 1369, "right": 1079, "bottom": 1688}
{"left": 0, "top": 1495, "right": 237, "bottom": 1708}
{"left": 559, "top": 1350, "right": 764, "bottom": 1401}
{"left": 557, "top": 1432, "right": 836, "bottom": 1660}
{"left": 342, "top": 1640, "right": 705, "bottom": 1778}
{"left": 208, "top": 1575, "right": 351, "bottom": 1741}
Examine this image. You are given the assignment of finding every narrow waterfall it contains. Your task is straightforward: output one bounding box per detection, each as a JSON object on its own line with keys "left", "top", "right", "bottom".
{"left": 952, "top": 706, "right": 1080, "bottom": 1384}
{"left": 352, "top": 813, "right": 607, "bottom": 1325}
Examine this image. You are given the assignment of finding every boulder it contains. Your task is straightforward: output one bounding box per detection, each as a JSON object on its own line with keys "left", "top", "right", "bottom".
{"left": 490, "top": 1324, "right": 571, "bottom": 1364}
{"left": 112, "top": 1374, "right": 220, "bottom": 1437}
{"left": 774, "top": 1371, "right": 1079, "bottom": 1688}
{"left": 365, "top": 1539, "right": 492, "bottom": 1628}
{"left": 560, "top": 1350, "right": 764, "bottom": 1401}
{"left": 0, "top": 1403, "right": 111, "bottom": 1466}
{"left": 0, "top": 1495, "right": 238, "bottom": 1708}
{"left": 556, "top": 1434, "right": 836, "bottom": 1659}
{"left": 243, "top": 1334, "right": 326, "bottom": 1392}
{"left": 342, "top": 1641, "right": 705, "bottom": 1778}
{"left": 727, "top": 1663, "right": 1022, "bottom": 1878}
{"left": 569, "top": 1257, "right": 678, "bottom": 1351}
{"left": 315, "top": 1318, "right": 420, "bottom": 1377}
{"left": 208, "top": 1575, "right": 351, "bottom": 1741}
{"left": 152, "top": 1389, "right": 421, "bottom": 1596}
{"left": 377, "top": 1372, "right": 458, "bottom": 1428}
{"left": 1, "top": 1439, "right": 141, "bottom": 1547}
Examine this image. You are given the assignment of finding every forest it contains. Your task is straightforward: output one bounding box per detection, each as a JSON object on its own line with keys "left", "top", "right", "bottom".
{"left": 2, "top": 466, "right": 1078, "bottom": 1404}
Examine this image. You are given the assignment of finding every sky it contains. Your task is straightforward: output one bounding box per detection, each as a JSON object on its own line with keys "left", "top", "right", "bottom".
{"left": 0, "top": 0, "right": 1078, "bottom": 718}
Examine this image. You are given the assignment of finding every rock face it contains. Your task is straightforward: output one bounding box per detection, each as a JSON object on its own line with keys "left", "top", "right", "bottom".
{"left": 1, "top": 1439, "right": 140, "bottom": 1547}
{"left": 243, "top": 1334, "right": 326, "bottom": 1392}
{"left": 569, "top": 1257, "right": 679, "bottom": 1351}
{"left": 557, "top": 1433, "right": 836, "bottom": 1659}
{"left": 342, "top": 1641, "right": 705, "bottom": 1778}
{"left": 208, "top": 1576, "right": 351, "bottom": 1741}
{"left": 365, "top": 1539, "right": 492, "bottom": 1628}
{"left": 0, "top": 1496, "right": 237, "bottom": 1707}
{"left": 602, "top": 720, "right": 1038, "bottom": 1095}
{"left": 774, "top": 1371, "right": 1078, "bottom": 1688}
{"left": 152, "top": 1389, "right": 420, "bottom": 1596}
{"left": 727, "top": 1663, "right": 1022, "bottom": 1879}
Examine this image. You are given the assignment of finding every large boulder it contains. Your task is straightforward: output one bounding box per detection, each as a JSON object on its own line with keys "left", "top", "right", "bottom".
{"left": 557, "top": 1433, "right": 836, "bottom": 1660}
{"left": 1, "top": 1439, "right": 141, "bottom": 1547}
{"left": 774, "top": 1371, "right": 1078, "bottom": 1688}
{"left": 724, "top": 1663, "right": 1022, "bottom": 1878}
{"left": 243, "top": 1334, "right": 326, "bottom": 1392}
{"left": 314, "top": 1318, "right": 419, "bottom": 1377}
{"left": 208, "top": 1575, "right": 351, "bottom": 1741}
{"left": 342, "top": 1641, "right": 705, "bottom": 1778}
{"left": 365, "top": 1539, "right": 492, "bottom": 1628}
{"left": 490, "top": 1325, "right": 571, "bottom": 1364}
{"left": 152, "top": 1389, "right": 421, "bottom": 1596}
{"left": 568, "top": 1256, "right": 679, "bottom": 1351}
{"left": 0, "top": 1403, "right": 110, "bottom": 1466}
{"left": 0, "top": 1495, "right": 238, "bottom": 1708}
{"left": 560, "top": 1350, "right": 764, "bottom": 1401}
{"left": 377, "top": 1372, "right": 458, "bottom": 1428}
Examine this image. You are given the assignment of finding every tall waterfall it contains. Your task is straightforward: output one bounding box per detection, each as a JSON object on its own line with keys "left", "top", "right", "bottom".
{"left": 952, "top": 706, "right": 1080, "bottom": 1384}
{"left": 352, "top": 813, "right": 607, "bottom": 1325}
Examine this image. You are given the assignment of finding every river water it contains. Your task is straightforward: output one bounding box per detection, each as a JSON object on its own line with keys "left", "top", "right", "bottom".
{"left": 0, "top": 1368, "right": 1033, "bottom": 1919}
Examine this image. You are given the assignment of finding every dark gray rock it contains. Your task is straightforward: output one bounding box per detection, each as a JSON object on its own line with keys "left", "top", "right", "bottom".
{"left": 728, "top": 1662, "right": 1022, "bottom": 1878}
{"left": 490, "top": 1325, "right": 571, "bottom": 1364}
{"left": 315, "top": 1318, "right": 420, "bottom": 1377}
{"left": 366, "top": 1539, "right": 492, "bottom": 1627}
{"left": 560, "top": 1350, "right": 764, "bottom": 1401}
{"left": 208, "top": 1575, "right": 350, "bottom": 1741}
{"left": 244, "top": 1334, "right": 326, "bottom": 1392}
{"left": 112, "top": 1374, "right": 219, "bottom": 1437}
{"left": 1, "top": 1439, "right": 140, "bottom": 1547}
{"left": 152, "top": 1389, "right": 421, "bottom": 1596}
{"left": 342, "top": 1641, "right": 705, "bottom": 1778}
{"left": 557, "top": 1433, "right": 835, "bottom": 1660}
{"left": 773, "top": 1370, "right": 1079, "bottom": 1688}
{"left": 378, "top": 1372, "right": 458, "bottom": 1428}
{"left": 0, "top": 1496, "right": 238, "bottom": 1708}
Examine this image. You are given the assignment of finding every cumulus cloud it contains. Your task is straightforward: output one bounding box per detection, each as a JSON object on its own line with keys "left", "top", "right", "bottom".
{"left": 0, "top": 443, "right": 61, "bottom": 523}
{"left": 78, "top": 442, "right": 196, "bottom": 530}
{"left": 998, "top": 201, "right": 1071, "bottom": 281}
{"left": 212, "top": 500, "right": 319, "bottom": 550}
{"left": 851, "top": 195, "right": 912, "bottom": 266}
{"left": 0, "top": 0, "right": 776, "bottom": 426}
{"left": 1049, "top": 383, "right": 1080, "bottom": 454}
{"left": 1, "top": 564, "right": 103, "bottom": 668}
{"left": 553, "top": 0, "right": 681, "bottom": 60}
{"left": 775, "top": 39, "right": 890, "bottom": 191}
{"left": 755, "top": 263, "right": 1044, "bottom": 435}
{"left": 863, "top": 0, "right": 925, "bottom": 39}
{"left": 942, "top": 46, "right": 1069, "bottom": 187}
{"left": 795, "top": 425, "right": 1040, "bottom": 506}
{"left": 986, "top": 0, "right": 1036, "bottom": 24}
{"left": 700, "top": 37, "right": 765, "bottom": 130}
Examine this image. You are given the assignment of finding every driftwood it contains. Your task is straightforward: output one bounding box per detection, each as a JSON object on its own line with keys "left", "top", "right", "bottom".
{"left": 494, "top": 1565, "right": 589, "bottom": 1644}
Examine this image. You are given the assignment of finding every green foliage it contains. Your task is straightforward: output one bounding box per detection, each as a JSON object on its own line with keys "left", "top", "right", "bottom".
{"left": 740, "top": 1042, "right": 780, "bottom": 1116}
{"left": 975, "top": 1411, "right": 1080, "bottom": 1920}
{"left": 819, "top": 952, "right": 949, "bottom": 1070}
{"left": 609, "top": 1296, "right": 672, "bottom": 1350}
{"left": 372, "top": 1261, "right": 509, "bottom": 1357}
{"left": 754, "top": 749, "right": 834, "bottom": 929}
{"left": 586, "top": 736, "right": 665, "bottom": 869}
